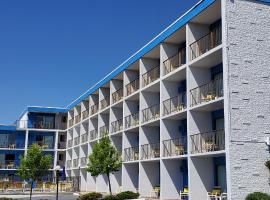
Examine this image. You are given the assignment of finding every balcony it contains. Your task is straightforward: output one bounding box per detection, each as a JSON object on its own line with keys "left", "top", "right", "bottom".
{"left": 80, "top": 157, "right": 87, "bottom": 167}
{"left": 67, "top": 139, "right": 73, "bottom": 148}
{"left": 0, "top": 141, "right": 20, "bottom": 149}
{"left": 74, "top": 136, "right": 80, "bottom": 146}
{"left": 66, "top": 160, "right": 72, "bottom": 169}
{"left": 75, "top": 114, "right": 81, "bottom": 124}
{"left": 125, "top": 112, "right": 139, "bottom": 129}
{"left": 142, "top": 65, "right": 160, "bottom": 87}
{"left": 81, "top": 133, "right": 88, "bottom": 144}
{"left": 69, "top": 118, "right": 74, "bottom": 127}
{"left": 100, "top": 96, "right": 110, "bottom": 110}
{"left": 111, "top": 119, "right": 123, "bottom": 133}
{"left": 124, "top": 146, "right": 139, "bottom": 162}
{"left": 141, "top": 142, "right": 160, "bottom": 160}
{"left": 0, "top": 160, "right": 17, "bottom": 169}
{"left": 190, "top": 77, "right": 223, "bottom": 107}
{"left": 112, "top": 88, "right": 123, "bottom": 104}
{"left": 163, "top": 47, "right": 186, "bottom": 75}
{"left": 82, "top": 109, "right": 89, "bottom": 120}
{"left": 100, "top": 125, "right": 109, "bottom": 138}
{"left": 126, "top": 77, "right": 139, "bottom": 96}
{"left": 163, "top": 93, "right": 186, "bottom": 116}
{"left": 73, "top": 158, "right": 79, "bottom": 168}
{"left": 190, "top": 130, "right": 225, "bottom": 154}
{"left": 142, "top": 104, "right": 160, "bottom": 123}
{"left": 90, "top": 103, "right": 99, "bottom": 115}
{"left": 190, "top": 24, "right": 222, "bottom": 60}
{"left": 30, "top": 142, "right": 53, "bottom": 150}
{"left": 163, "top": 137, "right": 187, "bottom": 157}
{"left": 89, "top": 129, "right": 98, "bottom": 140}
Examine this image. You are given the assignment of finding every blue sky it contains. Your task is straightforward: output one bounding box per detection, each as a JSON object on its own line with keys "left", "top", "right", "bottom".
{"left": 0, "top": 0, "right": 199, "bottom": 124}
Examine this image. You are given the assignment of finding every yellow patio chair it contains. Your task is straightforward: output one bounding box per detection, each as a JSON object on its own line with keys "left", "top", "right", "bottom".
{"left": 207, "top": 186, "right": 222, "bottom": 200}
{"left": 150, "top": 186, "right": 160, "bottom": 198}
{"left": 180, "top": 187, "right": 189, "bottom": 200}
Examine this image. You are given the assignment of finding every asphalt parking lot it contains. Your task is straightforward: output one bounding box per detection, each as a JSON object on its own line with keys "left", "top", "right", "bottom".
{"left": 0, "top": 193, "right": 79, "bottom": 200}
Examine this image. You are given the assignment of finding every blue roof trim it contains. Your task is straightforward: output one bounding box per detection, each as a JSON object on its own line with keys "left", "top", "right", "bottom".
{"left": 0, "top": 125, "right": 17, "bottom": 131}
{"left": 27, "top": 106, "right": 68, "bottom": 113}
{"left": 259, "top": 0, "right": 270, "bottom": 3}
{"left": 67, "top": 0, "right": 216, "bottom": 110}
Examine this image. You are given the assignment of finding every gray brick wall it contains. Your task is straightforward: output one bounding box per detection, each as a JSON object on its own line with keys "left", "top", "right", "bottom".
{"left": 224, "top": 0, "right": 270, "bottom": 199}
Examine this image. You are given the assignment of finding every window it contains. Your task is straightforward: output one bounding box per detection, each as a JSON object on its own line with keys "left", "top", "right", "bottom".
{"left": 62, "top": 116, "right": 67, "bottom": 123}
{"left": 60, "top": 135, "right": 66, "bottom": 142}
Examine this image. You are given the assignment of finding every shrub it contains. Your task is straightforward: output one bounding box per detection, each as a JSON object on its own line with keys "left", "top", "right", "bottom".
{"left": 246, "top": 192, "right": 270, "bottom": 200}
{"left": 0, "top": 198, "right": 16, "bottom": 200}
{"left": 78, "top": 192, "right": 103, "bottom": 200}
{"left": 116, "top": 191, "right": 140, "bottom": 200}
{"left": 103, "top": 195, "right": 119, "bottom": 200}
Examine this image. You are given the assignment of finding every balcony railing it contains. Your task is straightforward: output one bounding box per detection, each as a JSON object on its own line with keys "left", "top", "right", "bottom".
{"left": 74, "top": 136, "right": 80, "bottom": 146}
{"left": 81, "top": 133, "right": 88, "bottom": 144}
{"left": 82, "top": 109, "right": 89, "bottom": 120}
{"left": 163, "top": 47, "right": 186, "bottom": 75}
{"left": 142, "top": 104, "right": 160, "bottom": 123}
{"left": 126, "top": 77, "right": 139, "bottom": 96}
{"left": 125, "top": 112, "right": 139, "bottom": 129}
{"left": 141, "top": 142, "right": 160, "bottom": 160}
{"left": 163, "top": 137, "right": 187, "bottom": 157}
{"left": 66, "top": 160, "right": 72, "bottom": 169}
{"left": 89, "top": 129, "right": 98, "bottom": 140}
{"left": 73, "top": 158, "right": 79, "bottom": 168}
{"left": 112, "top": 88, "right": 123, "bottom": 104}
{"left": 80, "top": 157, "right": 87, "bottom": 167}
{"left": 163, "top": 93, "right": 186, "bottom": 116}
{"left": 142, "top": 65, "right": 160, "bottom": 87}
{"left": 30, "top": 142, "right": 53, "bottom": 149}
{"left": 124, "top": 146, "right": 139, "bottom": 162}
{"left": 58, "top": 141, "right": 66, "bottom": 149}
{"left": 190, "top": 130, "right": 225, "bottom": 154}
{"left": 0, "top": 142, "right": 23, "bottom": 149}
{"left": 0, "top": 161, "right": 17, "bottom": 169}
{"left": 190, "top": 24, "right": 222, "bottom": 60}
{"left": 190, "top": 76, "right": 223, "bottom": 107}
{"left": 100, "top": 125, "right": 109, "bottom": 138}
{"left": 69, "top": 119, "right": 74, "bottom": 127}
{"left": 111, "top": 119, "right": 123, "bottom": 133}
{"left": 16, "top": 120, "right": 58, "bottom": 130}
{"left": 100, "top": 96, "right": 110, "bottom": 110}
{"left": 90, "top": 103, "right": 99, "bottom": 115}
{"left": 75, "top": 114, "right": 81, "bottom": 124}
{"left": 67, "top": 139, "right": 73, "bottom": 148}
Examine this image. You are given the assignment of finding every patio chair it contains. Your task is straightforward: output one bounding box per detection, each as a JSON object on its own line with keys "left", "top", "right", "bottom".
{"left": 175, "top": 144, "right": 185, "bottom": 155}
{"left": 180, "top": 187, "right": 189, "bottom": 200}
{"left": 150, "top": 186, "right": 160, "bottom": 198}
{"left": 207, "top": 186, "right": 222, "bottom": 200}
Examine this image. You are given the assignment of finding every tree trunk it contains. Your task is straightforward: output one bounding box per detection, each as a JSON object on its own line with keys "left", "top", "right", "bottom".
{"left": 30, "top": 181, "right": 33, "bottom": 200}
{"left": 107, "top": 173, "right": 112, "bottom": 195}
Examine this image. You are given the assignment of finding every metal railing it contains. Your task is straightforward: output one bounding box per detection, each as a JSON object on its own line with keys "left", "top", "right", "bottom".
{"left": 82, "top": 109, "right": 89, "bottom": 120}
{"left": 73, "top": 158, "right": 79, "bottom": 168}
{"left": 100, "top": 96, "right": 110, "bottom": 110}
{"left": 126, "top": 77, "right": 139, "bottom": 96}
{"left": 74, "top": 136, "right": 80, "bottom": 146}
{"left": 16, "top": 120, "right": 58, "bottom": 130}
{"left": 0, "top": 161, "right": 17, "bottom": 169}
{"left": 163, "top": 47, "right": 186, "bottom": 75}
{"left": 81, "top": 133, "right": 88, "bottom": 144}
{"left": 163, "top": 92, "right": 186, "bottom": 116}
{"left": 125, "top": 112, "right": 139, "bottom": 129}
{"left": 29, "top": 142, "right": 53, "bottom": 149}
{"left": 190, "top": 76, "right": 223, "bottom": 107}
{"left": 58, "top": 142, "right": 66, "bottom": 149}
{"left": 141, "top": 142, "right": 160, "bottom": 160}
{"left": 100, "top": 125, "right": 109, "bottom": 138}
{"left": 124, "top": 146, "right": 139, "bottom": 162}
{"left": 80, "top": 157, "right": 87, "bottom": 167}
{"left": 112, "top": 88, "right": 123, "bottom": 104}
{"left": 190, "top": 25, "right": 222, "bottom": 60}
{"left": 66, "top": 160, "right": 72, "bottom": 169}
{"left": 69, "top": 119, "right": 74, "bottom": 127}
{"left": 90, "top": 103, "right": 99, "bottom": 115}
{"left": 142, "top": 65, "right": 160, "bottom": 87}
{"left": 89, "top": 129, "right": 98, "bottom": 140}
{"left": 163, "top": 137, "right": 187, "bottom": 157}
{"left": 142, "top": 104, "right": 160, "bottom": 123}
{"left": 0, "top": 142, "right": 23, "bottom": 149}
{"left": 111, "top": 119, "right": 123, "bottom": 133}
{"left": 67, "top": 139, "right": 73, "bottom": 148}
{"left": 190, "top": 130, "right": 225, "bottom": 154}
{"left": 75, "top": 114, "right": 81, "bottom": 124}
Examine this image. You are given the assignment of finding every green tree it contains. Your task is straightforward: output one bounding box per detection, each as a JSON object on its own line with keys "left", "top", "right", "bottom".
{"left": 87, "top": 137, "right": 122, "bottom": 195}
{"left": 17, "top": 144, "right": 52, "bottom": 200}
